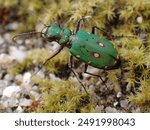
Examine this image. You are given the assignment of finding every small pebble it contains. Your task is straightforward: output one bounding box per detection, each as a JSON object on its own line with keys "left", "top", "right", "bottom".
{"left": 49, "top": 73, "right": 60, "bottom": 80}
{"left": 3, "top": 33, "right": 12, "bottom": 43}
{"left": 96, "top": 105, "right": 104, "bottom": 112}
{"left": 3, "top": 85, "right": 21, "bottom": 98}
{"left": 9, "top": 46, "right": 26, "bottom": 63}
{"left": 15, "top": 74, "right": 23, "bottom": 85}
{"left": 120, "top": 99, "right": 129, "bottom": 109}
{"left": 5, "top": 107, "right": 13, "bottom": 113}
{"left": 0, "top": 104, "right": 5, "bottom": 112}
{"left": 2, "top": 97, "right": 19, "bottom": 108}
{"left": 35, "top": 23, "right": 45, "bottom": 32}
{"left": 31, "top": 85, "right": 39, "bottom": 91}
{"left": 22, "top": 72, "right": 31, "bottom": 85}
{"left": 19, "top": 98, "right": 32, "bottom": 106}
{"left": 4, "top": 74, "right": 14, "bottom": 81}
{"left": 126, "top": 85, "right": 131, "bottom": 92}
{"left": 6, "top": 22, "right": 19, "bottom": 30}
{"left": 114, "top": 83, "right": 121, "bottom": 93}
{"left": 137, "top": 16, "right": 143, "bottom": 24}
{"left": 18, "top": 45, "right": 26, "bottom": 51}
{"left": 113, "top": 101, "right": 119, "bottom": 107}
{"left": 30, "top": 91, "right": 41, "bottom": 100}
{"left": 116, "top": 91, "right": 122, "bottom": 98}
{"left": 0, "top": 80, "right": 9, "bottom": 96}
{"left": 132, "top": 106, "right": 141, "bottom": 113}
{"left": 0, "top": 53, "right": 16, "bottom": 67}
{"left": 15, "top": 106, "right": 24, "bottom": 113}
{"left": 139, "top": 32, "right": 146, "bottom": 39}
{"left": 21, "top": 72, "right": 32, "bottom": 91}
{"left": 15, "top": 39, "right": 24, "bottom": 45}
{"left": 89, "top": 84, "right": 95, "bottom": 93}
{"left": 105, "top": 106, "right": 118, "bottom": 113}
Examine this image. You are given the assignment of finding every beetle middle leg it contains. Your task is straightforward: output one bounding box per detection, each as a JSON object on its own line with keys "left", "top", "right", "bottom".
{"left": 68, "top": 55, "right": 88, "bottom": 94}
{"left": 83, "top": 64, "right": 108, "bottom": 89}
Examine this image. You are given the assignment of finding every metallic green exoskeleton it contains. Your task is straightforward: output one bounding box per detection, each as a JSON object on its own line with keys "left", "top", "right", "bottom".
{"left": 43, "top": 23, "right": 120, "bottom": 70}
{"left": 70, "top": 29, "right": 120, "bottom": 70}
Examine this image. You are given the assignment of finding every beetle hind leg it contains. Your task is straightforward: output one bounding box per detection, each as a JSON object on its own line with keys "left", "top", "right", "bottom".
{"left": 91, "top": 26, "right": 135, "bottom": 39}
{"left": 68, "top": 55, "right": 89, "bottom": 94}
{"left": 84, "top": 64, "right": 108, "bottom": 89}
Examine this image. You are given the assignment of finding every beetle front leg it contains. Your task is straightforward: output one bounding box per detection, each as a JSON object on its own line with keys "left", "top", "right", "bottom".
{"left": 83, "top": 64, "right": 108, "bottom": 89}
{"left": 42, "top": 45, "right": 64, "bottom": 66}
{"left": 32, "top": 45, "right": 64, "bottom": 76}
{"left": 68, "top": 55, "right": 88, "bottom": 94}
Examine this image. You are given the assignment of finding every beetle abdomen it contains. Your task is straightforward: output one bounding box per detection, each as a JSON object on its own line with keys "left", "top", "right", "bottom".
{"left": 70, "top": 29, "right": 119, "bottom": 69}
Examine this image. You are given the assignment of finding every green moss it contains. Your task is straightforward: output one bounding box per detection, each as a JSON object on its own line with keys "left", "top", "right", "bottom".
{"left": 128, "top": 79, "right": 150, "bottom": 112}
{"left": 32, "top": 76, "right": 96, "bottom": 113}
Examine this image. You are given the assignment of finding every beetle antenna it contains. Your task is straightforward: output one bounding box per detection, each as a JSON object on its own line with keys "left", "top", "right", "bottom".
{"left": 12, "top": 31, "right": 46, "bottom": 43}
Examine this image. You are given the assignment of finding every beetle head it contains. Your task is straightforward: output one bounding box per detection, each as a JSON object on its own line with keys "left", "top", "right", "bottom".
{"left": 42, "top": 23, "right": 62, "bottom": 42}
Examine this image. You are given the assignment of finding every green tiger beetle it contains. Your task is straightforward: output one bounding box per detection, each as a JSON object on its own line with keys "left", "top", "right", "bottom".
{"left": 13, "top": 18, "right": 134, "bottom": 94}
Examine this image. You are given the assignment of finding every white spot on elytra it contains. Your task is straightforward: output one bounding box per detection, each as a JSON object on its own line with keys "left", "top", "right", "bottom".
{"left": 94, "top": 53, "right": 100, "bottom": 58}
{"left": 99, "top": 42, "right": 104, "bottom": 47}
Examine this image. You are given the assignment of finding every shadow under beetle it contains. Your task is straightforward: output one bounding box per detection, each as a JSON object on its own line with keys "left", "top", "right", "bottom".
{"left": 13, "top": 18, "right": 133, "bottom": 94}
